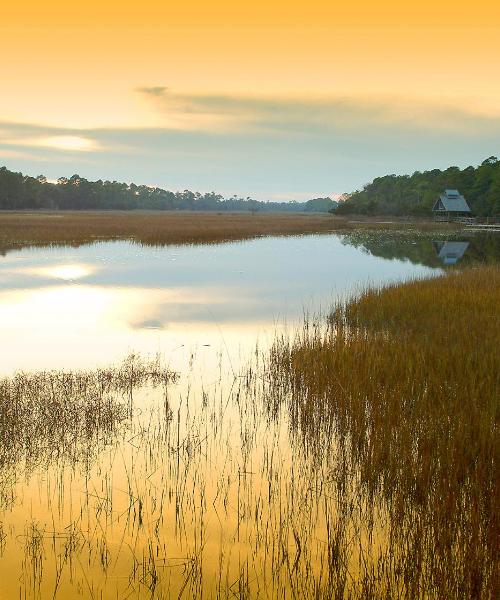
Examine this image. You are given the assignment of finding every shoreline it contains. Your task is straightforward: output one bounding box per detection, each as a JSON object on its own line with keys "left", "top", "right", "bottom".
{"left": 0, "top": 211, "right": 462, "bottom": 254}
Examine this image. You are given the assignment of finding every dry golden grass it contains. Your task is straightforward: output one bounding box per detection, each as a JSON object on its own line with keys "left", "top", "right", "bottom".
{"left": 269, "top": 265, "right": 500, "bottom": 598}
{"left": 0, "top": 211, "right": 343, "bottom": 251}
{"left": 0, "top": 354, "right": 177, "bottom": 482}
{"left": 0, "top": 211, "right": 460, "bottom": 254}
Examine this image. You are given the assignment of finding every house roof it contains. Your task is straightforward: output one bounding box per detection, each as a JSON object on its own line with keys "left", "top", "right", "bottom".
{"left": 433, "top": 190, "right": 471, "bottom": 213}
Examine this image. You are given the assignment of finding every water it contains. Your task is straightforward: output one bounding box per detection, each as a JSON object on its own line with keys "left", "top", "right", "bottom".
{"left": 0, "top": 233, "right": 449, "bottom": 374}
{"left": 0, "top": 231, "right": 497, "bottom": 598}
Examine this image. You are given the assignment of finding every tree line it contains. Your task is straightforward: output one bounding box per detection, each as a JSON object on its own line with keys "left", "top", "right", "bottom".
{"left": 0, "top": 167, "right": 337, "bottom": 213}
{"left": 335, "top": 157, "right": 500, "bottom": 217}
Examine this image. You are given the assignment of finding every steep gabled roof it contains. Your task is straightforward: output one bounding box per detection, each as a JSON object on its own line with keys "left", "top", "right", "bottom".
{"left": 433, "top": 190, "right": 471, "bottom": 213}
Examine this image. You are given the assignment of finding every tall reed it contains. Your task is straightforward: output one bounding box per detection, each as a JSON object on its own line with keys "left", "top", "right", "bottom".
{"left": 268, "top": 265, "right": 499, "bottom": 598}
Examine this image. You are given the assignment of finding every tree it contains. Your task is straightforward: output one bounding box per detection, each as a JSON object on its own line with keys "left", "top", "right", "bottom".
{"left": 332, "top": 158, "right": 500, "bottom": 217}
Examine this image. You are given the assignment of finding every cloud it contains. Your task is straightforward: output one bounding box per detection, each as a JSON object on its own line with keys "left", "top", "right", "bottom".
{"left": 30, "top": 135, "right": 100, "bottom": 152}
{"left": 137, "top": 86, "right": 169, "bottom": 97}
{"left": 1, "top": 90, "right": 499, "bottom": 200}
{"left": 136, "top": 88, "right": 500, "bottom": 136}
{"left": 1, "top": 125, "right": 102, "bottom": 154}
{"left": 0, "top": 148, "right": 39, "bottom": 160}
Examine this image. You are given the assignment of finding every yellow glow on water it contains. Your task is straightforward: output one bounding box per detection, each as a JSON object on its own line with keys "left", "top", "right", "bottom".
{"left": 4, "top": 263, "right": 97, "bottom": 281}
{"left": 0, "top": 286, "right": 112, "bottom": 329}
{"left": 39, "top": 264, "right": 95, "bottom": 280}
{"left": 0, "top": 283, "right": 261, "bottom": 374}
{"left": 0, "top": 238, "right": 494, "bottom": 598}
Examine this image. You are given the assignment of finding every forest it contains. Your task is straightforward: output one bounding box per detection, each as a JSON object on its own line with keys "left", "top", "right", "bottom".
{"left": 335, "top": 157, "right": 500, "bottom": 217}
{"left": 0, "top": 167, "right": 336, "bottom": 213}
{"left": 4, "top": 158, "right": 499, "bottom": 217}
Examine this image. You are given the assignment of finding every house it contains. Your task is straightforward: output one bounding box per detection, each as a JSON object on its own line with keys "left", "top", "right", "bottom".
{"left": 433, "top": 189, "right": 471, "bottom": 219}
{"left": 432, "top": 240, "right": 469, "bottom": 265}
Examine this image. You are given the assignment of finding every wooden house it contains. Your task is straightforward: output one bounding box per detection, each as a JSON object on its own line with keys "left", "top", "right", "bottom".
{"left": 433, "top": 189, "right": 471, "bottom": 220}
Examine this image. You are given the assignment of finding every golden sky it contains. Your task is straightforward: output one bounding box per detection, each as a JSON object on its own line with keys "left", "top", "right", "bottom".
{"left": 1, "top": 1, "right": 499, "bottom": 197}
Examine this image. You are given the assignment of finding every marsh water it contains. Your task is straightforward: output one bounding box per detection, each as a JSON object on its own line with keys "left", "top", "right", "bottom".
{"left": 0, "top": 231, "right": 498, "bottom": 598}
{"left": 3, "top": 231, "right": 495, "bottom": 374}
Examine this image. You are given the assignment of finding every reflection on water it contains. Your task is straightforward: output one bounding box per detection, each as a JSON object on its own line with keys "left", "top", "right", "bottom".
{"left": 1, "top": 231, "right": 497, "bottom": 374}
{"left": 0, "top": 234, "right": 446, "bottom": 374}
{"left": 0, "top": 231, "right": 498, "bottom": 598}
{"left": 0, "top": 231, "right": 497, "bottom": 375}
{"left": 341, "top": 230, "right": 499, "bottom": 269}
{"left": 432, "top": 240, "right": 469, "bottom": 264}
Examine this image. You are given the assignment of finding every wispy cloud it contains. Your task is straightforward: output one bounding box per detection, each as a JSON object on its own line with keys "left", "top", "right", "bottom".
{"left": 25, "top": 135, "right": 100, "bottom": 152}
{"left": 0, "top": 148, "right": 40, "bottom": 160}
{"left": 37, "top": 135, "right": 100, "bottom": 151}
{"left": 1, "top": 88, "right": 499, "bottom": 200}
{"left": 137, "top": 86, "right": 169, "bottom": 97}
{"left": 1, "top": 124, "right": 102, "bottom": 154}
{"left": 136, "top": 88, "right": 500, "bottom": 136}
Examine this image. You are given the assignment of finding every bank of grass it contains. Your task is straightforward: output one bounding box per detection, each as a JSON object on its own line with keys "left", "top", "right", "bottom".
{"left": 0, "top": 211, "right": 460, "bottom": 253}
{"left": 0, "top": 211, "right": 343, "bottom": 250}
{"left": 269, "top": 265, "right": 499, "bottom": 598}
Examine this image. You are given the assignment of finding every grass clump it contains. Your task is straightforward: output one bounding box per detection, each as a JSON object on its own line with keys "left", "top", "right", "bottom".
{"left": 0, "top": 353, "right": 177, "bottom": 477}
{"left": 269, "top": 266, "right": 499, "bottom": 599}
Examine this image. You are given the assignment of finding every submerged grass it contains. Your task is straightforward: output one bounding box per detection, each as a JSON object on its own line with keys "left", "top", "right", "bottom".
{"left": 269, "top": 265, "right": 499, "bottom": 598}
{"left": 0, "top": 354, "right": 177, "bottom": 491}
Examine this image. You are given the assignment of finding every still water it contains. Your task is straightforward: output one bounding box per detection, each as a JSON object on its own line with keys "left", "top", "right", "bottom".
{"left": 0, "top": 231, "right": 497, "bottom": 599}
{"left": 0, "top": 233, "right": 449, "bottom": 374}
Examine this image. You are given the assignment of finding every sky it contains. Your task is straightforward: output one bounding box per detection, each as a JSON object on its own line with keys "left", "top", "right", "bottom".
{"left": 1, "top": 1, "right": 499, "bottom": 200}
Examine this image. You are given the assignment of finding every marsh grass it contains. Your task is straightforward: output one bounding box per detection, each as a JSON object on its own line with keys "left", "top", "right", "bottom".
{"left": 0, "top": 354, "right": 177, "bottom": 487}
{"left": 269, "top": 265, "right": 500, "bottom": 598}
{"left": 0, "top": 211, "right": 346, "bottom": 253}
{"left": 0, "top": 211, "right": 459, "bottom": 255}
{"left": 0, "top": 268, "right": 497, "bottom": 599}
